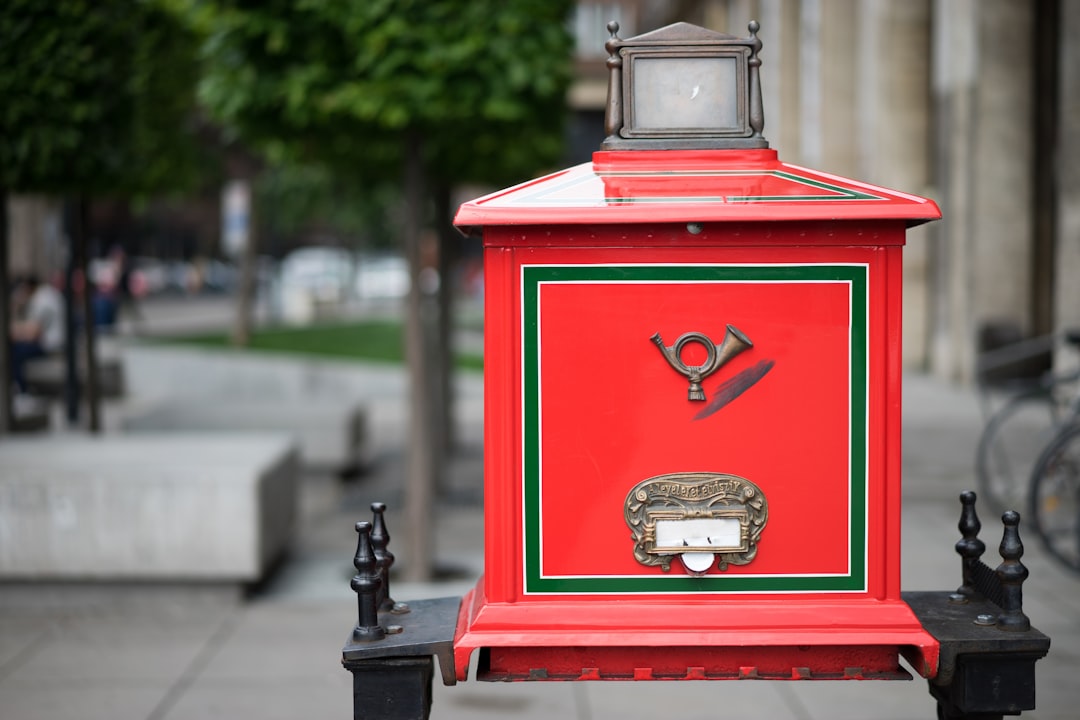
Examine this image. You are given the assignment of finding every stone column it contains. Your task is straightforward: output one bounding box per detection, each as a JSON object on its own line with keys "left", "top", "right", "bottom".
{"left": 930, "top": 0, "right": 1035, "bottom": 383}
{"left": 759, "top": 0, "right": 802, "bottom": 161}
{"left": 797, "top": 0, "right": 858, "bottom": 176}
{"left": 798, "top": 0, "right": 822, "bottom": 169}
{"left": 818, "top": 0, "right": 859, "bottom": 178}
{"left": 1054, "top": 1, "right": 1080, "bottom": 349}
{"left": 856, "top": 0, "right": 933, "bottom": 368}
{"left": 929, "top": 0, "right": 974, "bottom": 381}
{"left": 971, "top": 2, "right": 1035, "bottom": 334}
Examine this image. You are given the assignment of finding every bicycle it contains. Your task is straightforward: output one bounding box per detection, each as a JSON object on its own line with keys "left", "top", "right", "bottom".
{"left": 974, "top": 327, "right": 1080, "bottom": 574}
{"left": 974, "top": 330, "right": 1072, "bottom": 516}
{"left": 1029, "top": 419, "right": 1080, "bottom": 573}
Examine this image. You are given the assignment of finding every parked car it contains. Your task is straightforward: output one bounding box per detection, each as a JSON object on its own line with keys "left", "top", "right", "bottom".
{"left": 355, "top": 254, "right": 409, "bottom": 301}
{"left": 280, "top": 246, "right": 355, "bottom": 303}
{"left": 279, "top": 246, "right": 355, "bottom": 323}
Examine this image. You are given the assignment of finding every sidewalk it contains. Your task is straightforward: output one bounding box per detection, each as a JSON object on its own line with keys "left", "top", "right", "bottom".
{"left": 1, "top": 365, "right": 1077, "bottom": 720}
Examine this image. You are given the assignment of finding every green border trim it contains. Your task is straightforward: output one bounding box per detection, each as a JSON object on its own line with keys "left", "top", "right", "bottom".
{"left": 521, "top": 264, "right": 868, "bottom": 594}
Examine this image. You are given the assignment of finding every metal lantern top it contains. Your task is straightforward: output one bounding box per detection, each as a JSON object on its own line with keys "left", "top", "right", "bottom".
{"left": 601, "top": 20, "right": 768, "bottom": 151}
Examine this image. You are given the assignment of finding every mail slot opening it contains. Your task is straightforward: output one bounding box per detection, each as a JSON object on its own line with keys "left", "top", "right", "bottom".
{"left": 654, "top": 516, "right": 744, "bottom": 553}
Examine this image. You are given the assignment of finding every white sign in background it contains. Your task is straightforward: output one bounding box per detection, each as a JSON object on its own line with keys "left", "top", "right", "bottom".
{"left": 221, "top": 180, "right": 250, "bottom": 258}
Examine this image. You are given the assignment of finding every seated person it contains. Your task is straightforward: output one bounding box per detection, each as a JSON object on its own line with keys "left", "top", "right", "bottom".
{"left": 10, "top": 274, "right": 64, "bottom": 393}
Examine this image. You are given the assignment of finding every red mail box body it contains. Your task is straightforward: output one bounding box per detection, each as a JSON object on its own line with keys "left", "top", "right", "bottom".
{"left": 452, "top": 148, "right": 941, "bottom": 682}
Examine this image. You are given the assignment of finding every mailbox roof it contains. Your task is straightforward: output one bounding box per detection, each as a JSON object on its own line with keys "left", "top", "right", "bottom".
{"left": 454, "top": 149, "right": 940, "bottom": 232}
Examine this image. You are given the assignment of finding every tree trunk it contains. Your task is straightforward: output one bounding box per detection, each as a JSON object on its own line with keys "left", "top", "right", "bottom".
{"left": 62, "top": 200, "right": 80, "bottom": 425}
{"left": 0, "top": 191, "right": 11, "bottom": 435}
{"left": 74, "top": 196, "right": 101, "bottom": 433}
{"left": 231, "top": 186, "right": 257, "bottom": 348}
{"left": 402, "top": 132, "right": 437, "bottom": 581}
{"left": 434, "top": 184, "right": 458, "bottom": 457}
{"left": 424, "top": 259, "right": 446, "bottom": 479}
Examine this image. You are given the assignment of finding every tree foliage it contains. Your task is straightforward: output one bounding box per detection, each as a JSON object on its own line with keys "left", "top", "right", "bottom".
{"left": 193, "top": 0, "right": 575, "bottom": 187}
{"left": 0, "top": 0, "right": 202, "bottom": 195}
{"left": 183, "top": 0, "right": 575, "bottom": 579}
{"left": 254, "top": 162, "right": 401, "bottom": 254}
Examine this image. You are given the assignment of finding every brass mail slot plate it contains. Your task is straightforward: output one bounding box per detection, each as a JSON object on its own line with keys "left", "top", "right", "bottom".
{"left": 625, "top": 472, "right": 767, "bottom": 573}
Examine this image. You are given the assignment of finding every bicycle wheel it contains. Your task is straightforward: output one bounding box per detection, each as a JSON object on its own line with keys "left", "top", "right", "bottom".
{"left": 976, "top": 390, "right": 1060, "bottom": 516}
{"left": 1030, "top": 423, "right": 1080, "bottom": 574}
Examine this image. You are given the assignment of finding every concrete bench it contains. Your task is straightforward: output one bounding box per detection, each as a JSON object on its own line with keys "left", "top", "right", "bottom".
{"left": 120, "top": 399, "right": 368, "bottom": 474}
{"left": 24, "top": 355, "right": 125, "bottom": 399}
{"left": 10, "top": 394, "right": 50, "bottom": 433}
{"left": 0, "top": 433, "right": 298, "bottom": 582}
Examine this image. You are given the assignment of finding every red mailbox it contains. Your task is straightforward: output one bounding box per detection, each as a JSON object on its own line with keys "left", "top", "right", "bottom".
{"left": 452, "top": 21, "right": 941, "bottom": 683}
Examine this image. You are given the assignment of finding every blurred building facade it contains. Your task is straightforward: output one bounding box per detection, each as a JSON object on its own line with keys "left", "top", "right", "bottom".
{"left": 567, "top": 0, "right": 1080, "bottom": 383}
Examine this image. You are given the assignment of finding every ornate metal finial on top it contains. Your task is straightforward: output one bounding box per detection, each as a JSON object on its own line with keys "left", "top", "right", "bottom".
{"left": 601, "top": 21, "right": 769, "bottom": 151}
{"left": 995, "top": 510, "right": 1031, "bottom": 631}
{"left": 950, "top": 493, "right": 1034, "bottom": 631}
{"left": 369, "top": 502, "right": 394, "bottom": 611}
{"left": 370, "top": 502, "right": 409, "bottom": 615}
{"left": 955, "top": 490, "right": 987, "bottom": 598}
{"left": 350, "top": 521, "right": 386, "bottom": 642}
{"left": 747, "top": 20, "right": 764, "bottom": 140}
{"left": 603, "top": 21, "right": 623, "bottom": 139}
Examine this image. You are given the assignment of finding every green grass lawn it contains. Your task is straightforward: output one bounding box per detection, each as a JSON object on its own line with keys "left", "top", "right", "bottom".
{"left": 165, "top": 320, "right": 483, "bottom": 371}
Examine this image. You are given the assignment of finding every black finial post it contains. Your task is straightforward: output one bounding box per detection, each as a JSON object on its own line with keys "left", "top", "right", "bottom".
{"left": 351, "top": 521, "right": 385, "bottom": 642}
{"left": 370, "top": 502, "right": 397, "bottom": 612}
{"left": 956, "top": 490, "right": 986, "bottom": 597}
{"left": 603, "top": 21, "right": 623, "bottom": 141}
{"left": 995, "top": 510, "right": 1031, "bottom": 631}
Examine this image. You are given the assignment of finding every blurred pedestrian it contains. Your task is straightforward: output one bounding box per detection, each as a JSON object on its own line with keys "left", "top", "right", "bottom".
{"left": 109, "top": 245, "right": 143, "bottom": 333}
{"left": 9, "top": 273, "right": 65, "bottom": 393}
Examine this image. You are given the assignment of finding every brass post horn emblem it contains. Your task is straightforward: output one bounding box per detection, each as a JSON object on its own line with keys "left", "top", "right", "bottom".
{"left": 650, "top": 325, "right": 753, "bottom": 401}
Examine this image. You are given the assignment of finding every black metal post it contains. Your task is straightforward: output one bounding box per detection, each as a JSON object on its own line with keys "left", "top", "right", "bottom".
{"left": 370, "top": 502, "right": 396, "bottom": 612}
{"left": 955, "top": 490, "right": 986, "bottom": 598}
{"left": 995, "top": 511, "right": 1030, "bottom": 631}
{"left": 349, "top": 658, "right": 434, "bottom": 720}
{"left": 342, "top": 503, "right": 462, "bottom": 720}
{"left": 352, "top": 521, "right": 385, "bottom": 643}
{"left": 904, "top": 492, "right": 1050, "bottom": 720}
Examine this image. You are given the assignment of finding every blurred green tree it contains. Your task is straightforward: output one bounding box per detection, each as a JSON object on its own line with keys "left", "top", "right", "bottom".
{"left": 194, "top": 0, "right": 572, "bottom": 188}
{"left": 0, "top": 0, "right": 201, "bottom": 195}
{"left": 253, "top": 163, "right": 400, "bottom": 257}
{"left": 0, "top": 0, "right": 202, "bottom": 433}
{"left": 189, "top": 0, "right": 574, "bottom": 580}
